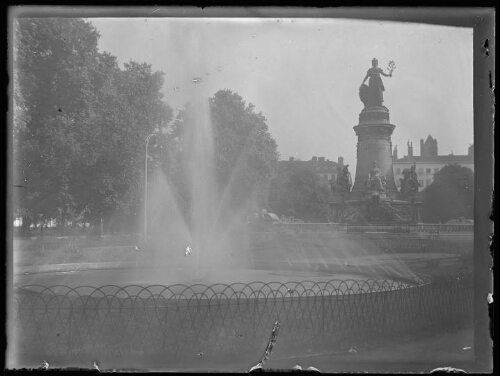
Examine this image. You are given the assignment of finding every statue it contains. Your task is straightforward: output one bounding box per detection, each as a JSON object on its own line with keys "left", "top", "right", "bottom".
{"left": 359, "top": 58, "right": 395, "bottom": 108}
{"left": 329, "top": 178, "right": 336, "bottom": 196}
{"left": 366, "top": 160, "right": 386, "bottom": 194}
{"left": 336, "top": 164, "right": 352, "bottom": 194}
{"left": 400, "top": 163, "right": 420, "bottom": 197}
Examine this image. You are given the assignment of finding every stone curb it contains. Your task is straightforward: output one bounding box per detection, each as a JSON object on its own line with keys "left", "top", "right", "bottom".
{"left": 14, "top": 261, "right": 140, "bottom": 275}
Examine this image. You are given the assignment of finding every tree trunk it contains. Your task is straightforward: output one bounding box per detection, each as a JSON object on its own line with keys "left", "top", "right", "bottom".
{"left": 21, "top": 216, "right": 32, "bottom": 237}
{"left": 60, "top": 208, "right": 67, "bottom": 236}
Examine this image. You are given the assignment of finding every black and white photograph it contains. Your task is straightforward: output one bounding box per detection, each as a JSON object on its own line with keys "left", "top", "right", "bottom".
{"left": 6, "top": 7, "right": 494, "bottom": 373}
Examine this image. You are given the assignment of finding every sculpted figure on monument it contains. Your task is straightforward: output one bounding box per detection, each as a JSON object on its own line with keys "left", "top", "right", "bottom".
{"left": 336, "top": 164, "right": 352, "bottom": 194}
{"left": 400, "top": 163, "right": 420, "bottom": 197}
{"left": 329, "top": 178, "right": 336, "bottom": 196}
{"left": 366, "top": 160, "right": 386, "bottom": 194}
{"left": 359, "top": 58, "right": 393, "bottom": 108}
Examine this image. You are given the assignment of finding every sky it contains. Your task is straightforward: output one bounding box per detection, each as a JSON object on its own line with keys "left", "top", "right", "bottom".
{"left": 88, "top": 17, "right": 473, "bottom": 170}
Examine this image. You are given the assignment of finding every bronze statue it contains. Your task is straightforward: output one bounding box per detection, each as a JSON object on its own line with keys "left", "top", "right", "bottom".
{"left": 336, "top": 164, "right": 352, "bottom": 194}
{"left": 329, "top": 178, "right": 337, "bottom": 196}
{"left": 360, "top": 58, "right": 393, "bottom": 108}
{"left": 366, "top": 160, "right": 386, "bottom": 193}
{"left": 400, "top": 163, "right": 420, "bottom": 197}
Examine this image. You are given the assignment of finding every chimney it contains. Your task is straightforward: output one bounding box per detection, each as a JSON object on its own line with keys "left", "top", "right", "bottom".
{"left": 318, "top": 157, "right": 325, "bottom": 162}
{"left": 289, "top": 157, "right": 294, "bottom": 161}
{"left": 338, "top": 156, "right": 344, "bottom": 167}
{"left": 407, "top": 140, "right": 413, "bottom": 157}
{"left": 393, "top": 146, "right": 398, "bottom": 160}
{"left": 312, "top": 156, "right": 318, "bottom": 162}
{"left": 420, "top": 139, "right": 424, "bottom": 156}
{"left": 468, "top": 143, "right": 474, "bottom": 156}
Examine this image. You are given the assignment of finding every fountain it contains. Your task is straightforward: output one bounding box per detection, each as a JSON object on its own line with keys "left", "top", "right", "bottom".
{"left": 142, "top": 98, "right": 252, "bottom": 283}
{"left": 136, "top": 91, "right": 421, "bottom": 288}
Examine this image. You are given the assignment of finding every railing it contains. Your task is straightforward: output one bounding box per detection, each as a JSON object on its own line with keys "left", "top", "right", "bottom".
{"left": 271, "top": 222, "right": 473, "bottom": 235}
{"left": 273, "top": 223, "right": 346, "bottom": 233}
{"left": 346, "top": 222, "right": 412, "bottom": 234}
{"left": 416, "top": 223, "right": 474, "bottom": 233}
{"left": 13, "top": 273, "right": 473, "bottom": 363}
{"left": 354, "top": 236, "right": 472, "bottom": 254}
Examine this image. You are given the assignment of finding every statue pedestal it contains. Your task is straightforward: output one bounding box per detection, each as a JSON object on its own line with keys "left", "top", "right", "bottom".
{"left": 351, "top": 106, "right": 398, "bottom": 201}
{"left": 329, "top": 197, "right": 419, "bottom": 224}
{"left": 329, "top": 105, "right": 419, "bottom": 224}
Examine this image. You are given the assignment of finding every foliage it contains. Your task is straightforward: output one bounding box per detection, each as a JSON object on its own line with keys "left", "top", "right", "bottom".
{"left": 268, "top": 163, "right": 331, "bottom": 223}
{"left": 13, "top": 18, "right": 172, "bottom": 234}
{"left": 168, "top": 90, "right": 279, "bottom": 224}
{"left": 421, "top": 164, "right": 474, "bottom": 223}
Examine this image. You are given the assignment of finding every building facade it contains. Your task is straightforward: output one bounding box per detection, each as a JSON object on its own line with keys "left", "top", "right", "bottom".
{"left": 280, "top": 156, "right": 344, "bottom": 182}
{"left": 393, "top": 136, "right": 474, "bottom": 191}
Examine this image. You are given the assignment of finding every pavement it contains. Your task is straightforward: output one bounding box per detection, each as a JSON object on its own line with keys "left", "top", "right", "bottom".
{"left": 153, "top": 326, "right": 482, "bottom": 373}
{"left": 263, "top": 326, "right": 479, "bottom": 373}
{"left": 14, "top": 252, "right": 457, "bottom": 276}
{"left": 12, "top": 255, "right": 489, "bottom": 373}
{"left": 14, "top": 261, "right": 138, "bottom": 276}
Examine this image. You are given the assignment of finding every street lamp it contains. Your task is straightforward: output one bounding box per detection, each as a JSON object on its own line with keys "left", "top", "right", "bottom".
{"left": 144, "top": 133, "right": 157, "bottom": 243}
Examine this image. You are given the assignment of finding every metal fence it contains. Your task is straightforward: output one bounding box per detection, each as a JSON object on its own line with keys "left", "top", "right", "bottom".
{"left": 356, "top": 236, "right": 472, "bottom": 254}
{"left": 13, "top": 273, "right": 473, "bottom": 362}
{"left": 271, "top": 222, "right": 473, "bottom": 235}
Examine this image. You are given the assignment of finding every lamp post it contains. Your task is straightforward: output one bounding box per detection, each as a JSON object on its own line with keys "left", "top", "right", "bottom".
{"left": 144, "top": 133, "right": 156, "bottom": 243}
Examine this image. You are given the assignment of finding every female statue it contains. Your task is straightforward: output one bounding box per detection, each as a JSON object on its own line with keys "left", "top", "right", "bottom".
{"left": 367, "top": 160, "right": 386, "bottom": 193}
{"left": 360, "top": 58, "right": 393, "bottom": 108}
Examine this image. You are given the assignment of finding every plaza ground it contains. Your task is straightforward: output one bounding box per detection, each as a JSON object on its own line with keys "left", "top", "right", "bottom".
{"left": 11, "top": 230, "right": 483, "bottom": 372}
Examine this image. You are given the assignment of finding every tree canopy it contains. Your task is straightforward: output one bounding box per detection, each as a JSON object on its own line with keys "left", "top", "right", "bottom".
{"left": 421, "top": 164, "right": 474, "bottom": 223}
{"left": 268, "top": 163, "right": 331, "bottom": 223}
{"left": 168, "top": 90, "right": 279, "bottom": 225}
{"left": 13, "top": 18, "right": 172, "bottom": 234}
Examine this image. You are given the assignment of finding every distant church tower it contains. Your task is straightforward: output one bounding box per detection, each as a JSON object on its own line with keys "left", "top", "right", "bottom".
{"left": 420, "top": 134, "right": 438, "bottom": 157}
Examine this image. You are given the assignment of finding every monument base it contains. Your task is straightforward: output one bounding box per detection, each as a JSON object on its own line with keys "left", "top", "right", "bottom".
{"left": 329, "top": 195, "right": 421, "bottom": 224}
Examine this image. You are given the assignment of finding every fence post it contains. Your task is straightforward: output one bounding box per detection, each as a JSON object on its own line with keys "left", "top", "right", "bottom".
{"left": 67, "top": 300, "right": 73, "bottom": 355}
{"left": 322, "top": 292, "right": 325, "bottom": 346}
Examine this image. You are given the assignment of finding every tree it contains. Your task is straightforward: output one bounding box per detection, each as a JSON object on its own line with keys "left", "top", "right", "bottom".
{"left": 210, "top": 90, "right": 279, "bottom": 215}
{"left": 421, "top": 164, "right": 474, "bottom": 223}
{"left": 268, "top": 163, "right": 331, "bottom": 223}
{"left": 13, "top": 18, "right": 103, "bottom": 234}
{"left": 13, "top": 18, "right": 173, "bottom": 235}
{"left": 168, "top": 90, "right": 279, "bottom": 227}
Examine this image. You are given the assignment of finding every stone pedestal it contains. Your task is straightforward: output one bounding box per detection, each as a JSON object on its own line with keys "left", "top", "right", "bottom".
{"left": 328, "top": 105, "right": 419, "bottom": 224}
{"left": 350, "top": 106, "right": 398, "bottom": 201}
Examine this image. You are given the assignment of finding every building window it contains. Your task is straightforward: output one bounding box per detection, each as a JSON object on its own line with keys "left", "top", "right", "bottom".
{"left": 434, "top": 167, "right": 439, "bottom": 173}
{"left": 395, "top": 168, "right": 401, "bottom": 174}
{"left": 418, "top": 168, "right": 423, "bottom": 174}
{"left": 426, "top": 168, "right": 431, "bottom": 174}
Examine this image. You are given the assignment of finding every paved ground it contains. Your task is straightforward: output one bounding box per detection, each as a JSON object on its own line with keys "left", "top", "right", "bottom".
{"left": 81, "top": 326, "right": 480, "bottom": 373}
{"left": 263, "top": 326, "right": 478, "bottom": 373}
{"left": 14, "top": 326, "right": 483, "bottom": 373}
{"left": 12, "top": 235, "right": 482, "bottom": 372}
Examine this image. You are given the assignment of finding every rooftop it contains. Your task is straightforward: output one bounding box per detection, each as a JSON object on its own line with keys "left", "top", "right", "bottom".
{"left": 394, "top": 155, "right": 473, "bottom": 163}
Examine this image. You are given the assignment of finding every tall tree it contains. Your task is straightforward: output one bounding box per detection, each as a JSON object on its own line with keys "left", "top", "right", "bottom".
{"left": 268, "top": 163, "right": 331, "bottom": 223}
{"left": 13, "top": 18, "right": 103, "bottom": 234}
{"left": 13, "top": 18, "right": 173, "bottom": 234}
{"left": 422, "top": 164, "right": 474, "bottom": 223}
{"left": 168, "top": 90, "right": 279, "bottom": 226}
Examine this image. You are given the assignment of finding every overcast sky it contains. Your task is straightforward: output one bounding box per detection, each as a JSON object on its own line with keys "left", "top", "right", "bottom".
{"left": 89, "top": 17, "right": 473, "bottom": 169}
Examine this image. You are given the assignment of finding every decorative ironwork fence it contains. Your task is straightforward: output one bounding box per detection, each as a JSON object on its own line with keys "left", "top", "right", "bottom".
{"left": 271, "top": 222, "right": 473, "bottom": 234}
{"left": 13, "top": 273, "right": 473, "bottom": 363}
